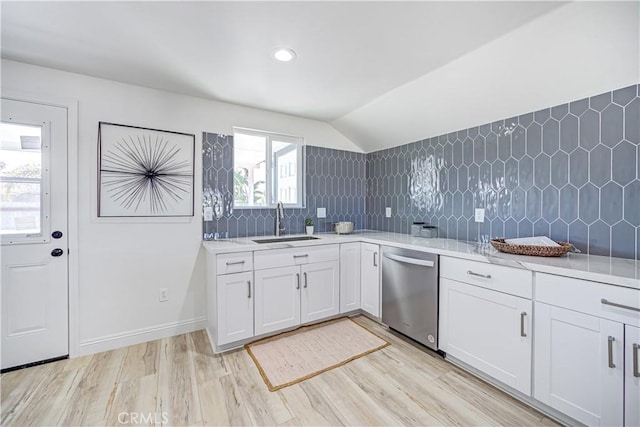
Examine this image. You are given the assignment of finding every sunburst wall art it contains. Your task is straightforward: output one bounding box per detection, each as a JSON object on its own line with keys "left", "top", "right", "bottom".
{"left": 98, "top": 122, "right": 195, "bottom": 217}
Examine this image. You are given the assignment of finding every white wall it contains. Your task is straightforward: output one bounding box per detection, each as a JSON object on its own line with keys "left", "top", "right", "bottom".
{"left": 0, "top": 59, "right": 360, "bottom": 355}
{"left": 333, "top": 1, "right": 640, "bottom": 152}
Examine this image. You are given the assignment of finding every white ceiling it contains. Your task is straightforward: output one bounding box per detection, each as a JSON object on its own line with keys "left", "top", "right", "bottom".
{"left": 2, "top": 2, "right": 637, "bottom": 152}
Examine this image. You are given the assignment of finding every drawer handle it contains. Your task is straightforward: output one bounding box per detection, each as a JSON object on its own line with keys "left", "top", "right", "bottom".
{"left": 634, "top": 343, "right": 639, "bottom": 378}
{"left": 247, "top": 281, "right": 251, "bottom": 299}
{"left": 601, "top": 298, "right": 640, "bottom": 313}
{"left": 303, "top": 272, "right": 308, "bottom": 288}
{"left": 608, "top": 336, "right": 616, "bottom": 369}
{"left": 293, "top": 254, "right": 309, "bottom": 259}
{"left": 225, "top": 260, "right": 245, "bottom": 266}
{"left": 467, "top": 270, "right": 492, "bottom": 279}
{"left": 296, "top": 273, "right": 300, "bottom": 290}
{"left": 520, "top": 312, "right": 527, "bottom": 337}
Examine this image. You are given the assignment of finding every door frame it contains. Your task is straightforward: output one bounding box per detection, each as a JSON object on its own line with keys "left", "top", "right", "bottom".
{"left": 1, "top": 88, "right": 80, "bottom": 358}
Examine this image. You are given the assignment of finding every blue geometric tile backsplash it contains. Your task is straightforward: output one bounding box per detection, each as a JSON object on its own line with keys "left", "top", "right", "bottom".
{"left": 366, "top": 84, "right": 639, "bottom": 260}
{"left": 202, "top": 133, "right": 366, "bottom": 238}
{"left": 203, "top": 84, "right": 638, "bottom": 260}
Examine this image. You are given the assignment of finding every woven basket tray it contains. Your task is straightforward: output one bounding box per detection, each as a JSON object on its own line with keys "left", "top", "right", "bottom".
{"left": 490, "top": 238, "right": 572, "bottom": 257}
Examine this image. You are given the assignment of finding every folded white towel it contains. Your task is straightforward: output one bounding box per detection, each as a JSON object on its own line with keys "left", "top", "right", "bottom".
{"left": 505, "top": 236, "right": 560, "bottom": 247}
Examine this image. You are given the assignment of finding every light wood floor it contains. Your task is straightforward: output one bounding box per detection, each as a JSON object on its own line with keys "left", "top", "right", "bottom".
{"left": 1, "top": 316, "right": 558, "bottom": 426}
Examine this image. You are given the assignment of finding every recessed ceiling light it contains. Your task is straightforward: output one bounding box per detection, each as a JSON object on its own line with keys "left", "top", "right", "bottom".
{"left": 272, "top": 48, "right": 296, "bottom": 62}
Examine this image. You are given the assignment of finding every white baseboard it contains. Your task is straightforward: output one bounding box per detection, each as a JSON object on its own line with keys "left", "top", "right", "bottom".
{"left": 77, "top": 317, "right": 207, "bottom": 357}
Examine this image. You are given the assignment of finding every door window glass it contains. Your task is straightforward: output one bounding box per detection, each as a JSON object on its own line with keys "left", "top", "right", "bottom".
{"left": 0, "top": 122, "right": 43, "bottom": 237}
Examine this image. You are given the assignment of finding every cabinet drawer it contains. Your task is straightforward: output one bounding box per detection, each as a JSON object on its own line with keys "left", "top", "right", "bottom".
{"left": 536, "top": 273, "right": 640, "bottom": 327}
{"left": 440, "top": 257, "right": 532, "bottom": 299}
{"left": 216, "top": 252, "right": 253, "bottom": 275}
{"left": 254, "top": 245, "right": 339, "bottom": 270}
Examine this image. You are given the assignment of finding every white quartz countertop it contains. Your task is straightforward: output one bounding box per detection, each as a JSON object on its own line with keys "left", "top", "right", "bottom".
{"left": 203, "top": 231, "right": 640, "bottom": 290}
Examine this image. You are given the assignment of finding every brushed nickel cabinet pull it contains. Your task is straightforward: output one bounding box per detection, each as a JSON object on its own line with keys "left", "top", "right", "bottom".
{"left": 520, "top": 312, "right": 527, "bottom": 337}
{"left": 601, "top": 298, "right": 640, "bottom": 312}
{"left": 608, "top": 336, "right": 616, "bottom": 369}
{"left": 467, "top": 270, "right": 492, "bottom": 279}
{"left": 373, "top": 252, "right": 378, "bottom": 267}
{"left": 634, "top": 343, "right": 639, "bottom": 378}
{"left": 296, "top": 273, "right": 300, "bottom": 290}
{"left": 293, "top": 254, "right": 309, "bottom": 259}
{"left": 247, "top": 281, "right": 251, "bottom": 298}
{"left": 303, "top": 272, "right": 308, "bottom": 288}
{"left": 225, "top": 260, "right": 245, "bottom": 266}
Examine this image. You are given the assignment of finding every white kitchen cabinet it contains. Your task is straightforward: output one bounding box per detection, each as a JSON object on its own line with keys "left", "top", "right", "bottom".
{"left": 534, "top": 273, "right": 640, "bottom": 426}
{"left": 439, "top": 277, "right": 532, "bottom": 395}
{"left": 254, "top": 245, "right": 340, "bottom": 336}
{"left": 360, "top": 242, "right": 380, "bottom": 317}
{"left": 625, "top": 325, "right": 640, "bottom": 427}
{"left": 254, "top": 266, "right": 301, "bottom": 335}
{"left": 300, "top": 261, "right": 340, "bottom": 323}
{"left": 216, "top": 271, "right": 254, "bottom": 345}
{"left": 534, "top": 302, "right": 624, "bottom": 426}
{"left": 339, "top": 243, "right": 361, "bottom": 313}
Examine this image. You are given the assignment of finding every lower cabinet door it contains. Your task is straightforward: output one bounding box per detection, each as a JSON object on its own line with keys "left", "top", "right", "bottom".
{"left": 626, "top": 325, "right": 640, "bottom": 427}
{"left": 534, "top": 302, "right": 624, "bottom": 426}
{"left": 360, "top": 243, "right": 380, "bottom": 317}
{"left": 216, "top": 271, "right": 254, "bottom": 345}
{"left": 301, "top": 261, "right": 340, "bottom": 323}
{"left": 254, "top": 266, "right": 301, "bottom": 336}
{"left": 339, "top": 243, "right": 361, "bottom": 313}
{"left": 439, "top": 278, "right": 532, "bottom": 395}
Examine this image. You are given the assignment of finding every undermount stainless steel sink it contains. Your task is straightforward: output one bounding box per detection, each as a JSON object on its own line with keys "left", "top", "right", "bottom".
{"left": 253, "top": 236, "right": 320, "bottom": 244}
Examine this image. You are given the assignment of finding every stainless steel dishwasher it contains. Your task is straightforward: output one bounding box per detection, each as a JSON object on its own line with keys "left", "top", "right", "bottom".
{"left": 381, "top": 246, "right": 439, "bottom": 351}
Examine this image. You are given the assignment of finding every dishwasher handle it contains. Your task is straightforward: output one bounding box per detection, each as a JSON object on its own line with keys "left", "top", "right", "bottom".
{"left": 383, "top": 252, "right": 435, "bottom": 267}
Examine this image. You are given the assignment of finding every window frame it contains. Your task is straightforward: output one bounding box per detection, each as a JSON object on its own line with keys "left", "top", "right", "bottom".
{"left": 232, "top": 127, "right": 305, "bottom": 209}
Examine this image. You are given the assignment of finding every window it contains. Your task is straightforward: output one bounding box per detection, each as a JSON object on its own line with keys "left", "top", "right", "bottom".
{"left": 233, "top": 129, "right": 304, "bottom": 208}
{"left": 0, "top": 122, "right": 45, "bottom": 239}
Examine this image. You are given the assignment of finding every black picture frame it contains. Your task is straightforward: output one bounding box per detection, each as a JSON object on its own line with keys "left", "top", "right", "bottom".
{"left": 98, "top": 122, "right": 195, "bottom": 217}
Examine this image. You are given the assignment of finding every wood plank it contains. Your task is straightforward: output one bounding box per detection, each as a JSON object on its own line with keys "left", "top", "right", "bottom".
{"left": 197, "top": 378, "right": 231, "bottom": 426}
{"left": 224, "top": 350, "right": 294, "bottom": 426}
{"left": 342, "top": 358, "right": 443, "bottom": 426}
{"left": 104, "top": 374, "right": 159, "bottom": 426}
{"left": 3, "top": 366, "right": 85, "bottom": 426}
{"left": 156, "top": 334, "right": 202, "bottom": 426}
{"left": 313, "top": 368, "right": 402, "bottom": 426}
{"left": 58, "top": 347, "right": 126, "bottom": 426}
{"left": 278, "top": 382, "right": 344, "bottom": 426}
{"left": 217, "top": 374, "right": 254, "bottom": 426}
{"left": 432, "top": 369, "right": 548, "bottom": 425}
{"left": 191, "top": 329, "right": 215, "bottom": 357}
{"left": 1, "top": 362, "right": 62, "bottom": 424}
{"left": 385, "top": 364, "right": 500, "bottom": 426}
{"left": 119, "top": 341, "right": 159, "bottom": 382}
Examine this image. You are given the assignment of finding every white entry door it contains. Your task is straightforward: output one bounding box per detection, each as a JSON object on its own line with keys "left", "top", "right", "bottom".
{"left": 1, "top": 98, "right": 69, "bottom": 370}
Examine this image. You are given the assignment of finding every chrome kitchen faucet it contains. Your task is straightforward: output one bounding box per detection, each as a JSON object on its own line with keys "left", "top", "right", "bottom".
{"left": 275, "top": 201, "right": 285, "bottom": 236}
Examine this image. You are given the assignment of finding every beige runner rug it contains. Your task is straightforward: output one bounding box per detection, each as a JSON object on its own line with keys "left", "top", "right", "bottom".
{"left": 245, "top": 317, "right": 390, "bottom": 391}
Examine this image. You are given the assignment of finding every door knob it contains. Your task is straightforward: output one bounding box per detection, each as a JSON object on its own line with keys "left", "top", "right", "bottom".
{"left": 51, "top": 248, "right": 64, "bottom": 257}
{"left": 52, "top": 231, "right": 63, "bottom": 239}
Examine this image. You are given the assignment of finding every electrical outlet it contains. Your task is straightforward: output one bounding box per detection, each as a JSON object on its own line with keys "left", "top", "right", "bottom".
{"left": 385, "top": 207, "right": 392, "bottom": 218}
{"left": 159, "top": 288, "right": 168, "bottom": 302}
{"left": 317, "top": 207, "right": 326, "bottom": 218}
{"left": 474, "top": 208, "right": 485, "bottom": 223}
